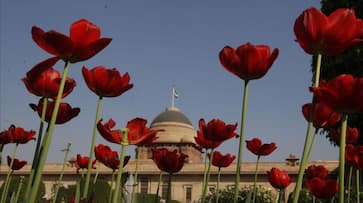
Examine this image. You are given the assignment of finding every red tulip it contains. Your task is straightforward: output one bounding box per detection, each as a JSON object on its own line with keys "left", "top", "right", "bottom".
{"left": 3, "top": 125, "right": 36, "bottom": 144}
{"left": 151, "top": 148, "right": 188, "bottom": 174}
{"left": 310, "top": 74, "right": 363, "bottom": 113}
{"left": 76, "top": 154, "right": 96, "bottom": 174}
{"left": 267, "top": 167, "right": 291, "bottom": 189}
{"left": 345, "top": 144, "right": 363, "bottom": 170}
{"left": 30, "top": 99, "right": 80, "bottom": 125}
{"left": 0, "top": 128, "right": 12, "bottom": 145}
{"left": 32, "top": 19, "right": 112, "bottom": 63}
{"left": 197, "top": 118, "right": 238, "bottom": 142}
{"left": 330, "top": 127, "right": 359, "bottom": 146}
{"left": 294, "top": 7, "right": 363, "bottom": 56}
{"left": 305, "top": 165, "right": 329, "bottom": 180}
{"left": 82, "top": 66, "right": 133, "bottom": 98}
{"left": 7, "top": 156, "right": 27, "bottom": 170}
{"left": 22, "top": 59, "right": 76, "bottom": 99}
{"left": 302, "top": 102, "right": 341, "bottom": 128}
{"left": 305, "top": 177, "right": 338, "bottom": 199}
{"left": 97, "top": 118, "right": 162, "bottom": 145}
{"left": 126, "top": 118, "right": 163, "bottom": 146}
{"left": 210, "top": 151, "right": 235, "bottom": 168}
{"left": 219, "top": 43, "right": 279, "bottom": 81}
{"left": 194, "top": 131, "right": 223, "bottom": 149}
{"left": 97, "top": 119, "right": 121, "bottom": 144}
{"left": 94, "top": 144, "right": 130, "bottom": 171}
{"left": 246, "top": 138, "right": 277, "bottom": 156}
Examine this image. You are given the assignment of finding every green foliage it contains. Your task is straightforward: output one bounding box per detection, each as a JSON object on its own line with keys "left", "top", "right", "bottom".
{"left": 0, "top": 176, "right": 47, "bottom": 203}
{"left": 55, "top": 178, "right": 111, "bottom": 203}
{"left": 287, "top": 188, "right": 338, "bottom": 203}
{"left": 205, "top": 185, "right": 274, "bottom": 203}
{"left": 134, "top": 193, "right": 160, "bottom": 202}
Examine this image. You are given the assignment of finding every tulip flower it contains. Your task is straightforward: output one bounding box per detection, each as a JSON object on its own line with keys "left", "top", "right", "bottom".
{"left": 151, "top": 148, "right": 188, "bottom": 174}
{"left": 305, "top": 165, "right": 329, "bottom": 180}
{"left": 22, "top": 61, "right": 76, "bottom": 99}
{"left": 76, "top": 154, "right": 96, "bottom": 174}
{"left": 294, "top": 7, "right": 363, "bottom": 56}
{"left": 197, "top": 118, "right": 238, "bottom": 142}
{"left": 7, "top": 156, "right": 27, "bottom": 170}
{"left": 194, "top": 132, "right": 223, "bottom": 149}
{"left": 5, "top": 125, "right": 36, "bottom": 144}
{"left": 97, "top": 118, "right": 162, "bottom": 146}
{"left": 152, "top": 148, "right": 188, "bottom": 203}
{"left": 210, "top": 151, "right": 235, "bottom": 203}
{"left": 219, "top": 42, "right": 279, "bottom": 203}
{"left": 0, "top": 129, "right": 12, "bottom": 145}
{"left": 267, "top": 167, "right": 291, "bottom": 190}
{"left": 210, "top": 151, "right": 235, "bottom": 168}
{"left": 267, "top": 167, "right": 291, "bottom": 203}
{"left": 305, "top": 177, "right": 338, "bottom": 199}
{"left": 302, "top": 102, "right": 341, "bottom": 128}
{"left": 197, "top": 118, "right": 237, "bottom": 203}
{"left": 219, "top": 43, "right": 279, "bottom": 81}
{"left": 94, "top": 144, "right": 130, "bottom": 171}
{"left": 330, "top": 127, "right": 359, "bottom": 146}
{"left": 246, "top": 138, "right": 277, "bottom": 156}
{"left": 32, "top": 19, "right": 112, "bottom": 63}
{"left": 345, "top": 144, "right": 363, "bottom": 170}
{"left": 82, "top": 66, "right": 133, "bottom": 98}
{"left": 310, "top": 74, "right": 363, "bottom": 113}
{"left": 30, "top": 99, "right": 80, "bottom": 125}
{"left": 246, "top": 138, "right": 277, "bottom": 203}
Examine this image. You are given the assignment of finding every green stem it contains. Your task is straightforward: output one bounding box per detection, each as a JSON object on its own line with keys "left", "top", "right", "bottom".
{"left": 25, "top": 98, "right": 48, "bottom": 200}
{"left": 278, "top": 189, "right": 285, "bottom": 203}
{"left": 306, "top": 128, "right": 319, "bottom": 163}
{"left": 347, "top": 166, "right": 353, "bottom": 203}
{"left": 216, "top": 168, "right": 221, "bottom": 203}
{"left": 93, "top": 161, "right": 100, "bottom": 184}
{"left": 292, "top": 53, "right": 322, "bottom": 203}
{"left": 28, "top": 61, "right": 71, "bottom": 203}
{"left": 339, "top": 114, "right": 348, "bottom": 203}
{"left": 108, "top": 172, "right": 115, "bottom": 203}
{"left": 112, "top": 128, "right": 128, "bottom": 203}
{"left": 1, "top": 144, "right": 18, "bottom": 203}
{"left": 83, "top": 96, "right": 103, "bottom": 199}
{"left": 155, "top": 172, "right": 163, "bottom": 203}
{"left": 201, "top": 149, "right": 214, "bottom": 203}
{"left": 357, "top": 169, "right": 360, "bottom": 203}
{"left": 14, "top": 176, "right": 24, "bottom": 203}
{"left": 233, "top": 80, "right": 250, "bottom": 203}
{"left": 166, "top": 173, "right": 172, "bottom": 203}
{"left": 53, "top": 141, "right": 72, "bottom": 203}
{"left": 252, "top": 156, "right": 260, "bottom": 203}
{"left": 201, "top": 150, "right": 209, "bottom": 202}
{"left": 131, "top": 149, "right": 140, "bottom": 203}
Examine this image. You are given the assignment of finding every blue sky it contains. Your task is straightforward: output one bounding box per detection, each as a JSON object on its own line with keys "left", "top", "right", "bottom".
{"left": 0, "top": 1, "right": 338, "bottom": 164}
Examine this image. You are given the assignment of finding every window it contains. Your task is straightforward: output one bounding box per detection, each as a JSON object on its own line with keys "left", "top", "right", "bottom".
{"left": 184, "top": 185, "right": 192, "bottom": 203}
{"left": 140, "top": 177, "right": 148, "bottom": 193}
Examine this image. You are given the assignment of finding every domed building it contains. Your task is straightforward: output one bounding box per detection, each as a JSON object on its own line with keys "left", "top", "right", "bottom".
{"left": 136, "top": 106, "right": 203, "bottom": 163}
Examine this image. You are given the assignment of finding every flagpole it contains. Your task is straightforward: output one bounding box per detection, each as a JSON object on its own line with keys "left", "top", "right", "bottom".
{"left": 171, "top": 87, "right": 175, "bottom": 108}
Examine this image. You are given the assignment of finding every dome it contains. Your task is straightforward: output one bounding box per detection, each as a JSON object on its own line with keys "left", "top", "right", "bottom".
{"left": 151, "top": 107, "right": 192, "bottom": 126}
{"left": 150, "top": 107, "right": 196, "bottom": 144}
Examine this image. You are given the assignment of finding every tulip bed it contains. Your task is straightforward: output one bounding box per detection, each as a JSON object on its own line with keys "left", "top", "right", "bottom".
{"left": 1, "top": 3, "right": 363, "bottom": 203}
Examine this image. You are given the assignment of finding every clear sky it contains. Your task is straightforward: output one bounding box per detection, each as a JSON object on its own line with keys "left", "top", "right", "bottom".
{"left": 0, "top": 0, "right": 338, "bottom": 164}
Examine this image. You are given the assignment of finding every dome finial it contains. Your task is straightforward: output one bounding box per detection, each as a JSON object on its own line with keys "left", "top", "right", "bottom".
{"left": 171, "top": 86, "right": 179, "bottom": 108}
